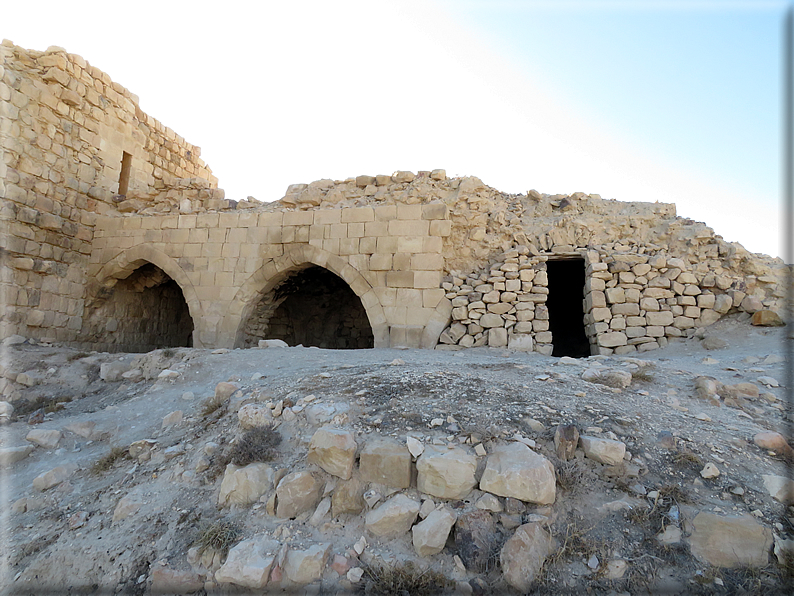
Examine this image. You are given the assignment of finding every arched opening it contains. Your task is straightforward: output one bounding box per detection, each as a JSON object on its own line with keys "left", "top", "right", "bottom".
{"left": 241, "top": 265, "right": 374, "bottom": 349}
{"left": 546, "top": 258, "right": 591, "bottom": 358}
{"left": 83, "top": 263, "right": 194, "bottom": 352}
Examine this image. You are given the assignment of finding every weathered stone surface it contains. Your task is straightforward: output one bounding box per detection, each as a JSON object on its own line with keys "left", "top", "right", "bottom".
{"left": 151, "top": 567, "right": 204, "bottom": 594}
{"left": 412, "top": 507, "right": 457, "bottom": 556}
{"left": 365, "top": 494, "right": 420, "bottom": 537}
{"left": 500, "top": 523, "right": 555, "bottom": 592}
{"left": 161, "top": 410, "right": 182, "bottom": 428}
{"left": 218, "top": 463, "right": 274, "bottom": 507}
{"left": 0, "top": 444, "right": 34, "bottom": 465}
{"left": 276, "top": 471, "right": 322, "bottom": 518}
{"left": 416, "top": 446, "right": 477, "bottom": 500}
{"left": 215, "top": 537, "right": 280, "bottom": 588}
{"left": 100, "top": 361, "right": 129, "bottom": 382}
{"left": 753, "top": 431, "right": 793, "bottom": 459}
{"left": 454, "top": 510, "right": 497, "bottom": 571}
{"left": 554, "top": 424, "right": 579, "bottom": 461}
{"left": 307, "top": 428, "right": 357, "bottom": 480}
{"left": 331, "top": 476, "right": 365, "bottom": 516}
{"left": 238, "top": 403, "right": 273, "bottom": 429}
{"left": 25, "top": 428, "right": 61, "bottom": 449}
{"left": 762, "top": 474, "right": 794, "bottom": 504}
{"left": 359, "top": 437, "right": 412, "bottom": 488}
{"left": 507, "top": 333, "right": 534, "bottom": 351}
{"left": 687, "top": 512, "right": 772, "bottom": 568}
{"left": 113, "top": 491, "right": 144, "bottom": 521}
{"left": 214, "top": 381, "right": 240, "bottom": 401}
{"left": 479, "top": 442, "right": 556, "bottom": 504}
{"left": 63, "top": 420, "right": 96, "bottom": 438}
{"left": 283, "top": 543, "right": 331, "bottom": 584}
{"left": 0, "top": 401, "right": 14, "bottom": 421}
{"left": 752, "top": 309, "right": 785, "bottom": 326}
{"left": 582, "top": 368, "right": 632, "bottom": 388}
{"left": 32, "top": 465, "right": 75, "bottom": 491}
{"left": 580, "top": 435, "right": 626, "bottom": 465}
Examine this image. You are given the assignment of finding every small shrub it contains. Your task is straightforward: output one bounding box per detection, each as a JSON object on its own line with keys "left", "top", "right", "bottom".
{"left": 91, "top": 446, "right": 128, "bottom": 474}
{"left": 229, "top": 426, "right": 281, "bottom": 466}
{"left": 671, "top": 449, "right": 703, "bottom": 470}
{"left": 161, "top": 348, "right": 176, "bottom": 358}
{"left": 200, "top": 394, "right": 227, "bottom": 417}
{"left": 631, "top": 369, "right": 655, "bottom": 383}
{"left": 554, "top": 458, "right": 586, "bottom": 493}
{"left": 360, "top": 560, "right": 450, "bottom": 596}
{"left": 196, "top": 519, "right": 240, "bottom": 557}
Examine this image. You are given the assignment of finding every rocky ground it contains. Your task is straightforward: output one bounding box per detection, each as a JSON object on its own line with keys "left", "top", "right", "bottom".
{"left": 0, "top": 314, "right": 792, "bottom": 595}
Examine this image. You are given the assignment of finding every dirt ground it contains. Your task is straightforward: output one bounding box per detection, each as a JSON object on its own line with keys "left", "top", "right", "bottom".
{"left": 0, "top": 313, "right": 791, "bottom": 595}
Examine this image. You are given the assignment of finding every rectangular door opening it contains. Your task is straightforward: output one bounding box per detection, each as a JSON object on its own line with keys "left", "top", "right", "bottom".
{"left": 546, "top": 257, "right": 591, "bottom": 357}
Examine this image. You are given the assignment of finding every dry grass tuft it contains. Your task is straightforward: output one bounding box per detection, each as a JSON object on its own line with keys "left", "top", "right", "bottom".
{"left": 90, "top": 446, "right": 128, "bottom": 474}
{"left": 229, "top": 425, "right": 282, "bottom": 466}
{"left": 196, "top": 519, "right": 240, "bottom": 557}
{"left": 200, "top": 394, "right": 227, "bottom": 417}
{"left": 359, "top": 560, "right": 450, "bottom": 596}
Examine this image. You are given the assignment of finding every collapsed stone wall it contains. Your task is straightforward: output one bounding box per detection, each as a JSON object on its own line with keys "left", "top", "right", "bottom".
{"left": 0, "top": 40, "right": 219, "bottom": 343}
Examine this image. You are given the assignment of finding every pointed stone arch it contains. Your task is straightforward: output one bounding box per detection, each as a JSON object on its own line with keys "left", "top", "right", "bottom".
{"left": 93, "top": 244, "right": 202, "bottom": 347}
{"left": 226, "top": 244, "right": 388, "bottom": 348}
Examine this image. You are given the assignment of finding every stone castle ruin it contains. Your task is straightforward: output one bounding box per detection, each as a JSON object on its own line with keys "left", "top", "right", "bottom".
{"left": 1, "top": 41, "right": 789, "bottom": 358}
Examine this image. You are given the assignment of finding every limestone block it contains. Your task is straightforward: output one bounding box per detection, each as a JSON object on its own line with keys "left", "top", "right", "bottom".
{"left": 488, "top": 327, "right": 508, "bottom": 347}
{"left": 687, "top": 512, "right": 771, "bottom": 568}
{"left": 215, "top": 537, "right": 280, "bottom": 589}
{"left": 412, "top": 507, "right": 457, "bottom": 556}
{"left": 112, "top": 491, "right": 145, "bottom": 521}
{"left": 500, "top": 523, "right": 555, "bottom": 592}
{"left": 26, "top": 429, "right": 61, "bottom": 449}
{"left": 307, "top": 428, "right": 357, "bottom": 480}
{"left": 416, "top": 446, "right": 477, "bottom": 500}
{"left": 238, "top": 404, "right": 274, "bottom": 430}
{"left": 752, "top": 309, "right": 785, "bottom": 326}
{"left": 218, "top": 463, "right": 275, "bottom": 507}
{"left": 479, "top": 442, "right": 556, "bottom": 505}
{"left": 714, "top": 294, "right": 732, "bottom": 314}
{"left": 151, "top": 567, "right": 204, "bottom": 594}
{"left": 284, "top": 543, "right": 332, "bottom": 585}
{"left": 645, "top": 311, "right": 674, "bottom": 326}
{"left": 479, "top": 313, "right": 503, "bottom": 328}
{"left": 597, "top": 332, "right": 627, "bottom": 348}
{"left": 579, "top": 436, "right": 626, "bottom": 465}
{"left": 332, "top": 476, "right": 365, "bottom": 516}
{"left": 0, "top": 445, "right": 33, "bottom": 465}
{"left": 359, "top": 438, "right": 412, "bottom": 488}
{"left": 32, "top": 465, "right": 75, "bottom": 491}
{"left": 605, "top": 287, "right": 625, "bottom": 304}
{"left": 365, "top": 494, "right": 420, "bottom": 537}
{"left": 508, "top": 334, "right": 533, "bottom": 351}
{"left": 276, "top": 471, "right": 322, "bottom": 518}
{"left": 696, "top": 309, "right": 720, "bottom": 327}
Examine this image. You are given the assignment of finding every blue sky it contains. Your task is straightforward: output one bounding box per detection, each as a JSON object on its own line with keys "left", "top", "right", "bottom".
{"left": 3, "top": 0, "right": 790, "bottom": 259}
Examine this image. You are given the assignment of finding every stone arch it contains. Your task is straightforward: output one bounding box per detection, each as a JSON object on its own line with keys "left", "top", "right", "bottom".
{"left": 93, "top": 244, "right": 202, "bottom": 347}
{"left": 228, "top": 244, "right": 388, "bottom": 348}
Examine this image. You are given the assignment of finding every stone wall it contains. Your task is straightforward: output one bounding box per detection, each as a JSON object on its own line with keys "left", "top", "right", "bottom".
{"left": 0, "top": 40, "right": 218, "bottom": 343}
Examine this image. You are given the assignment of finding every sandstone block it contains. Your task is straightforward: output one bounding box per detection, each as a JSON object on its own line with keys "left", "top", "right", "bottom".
{"left": 307, "top": 428, "right": 357, "bottom": 480}
{"left": 687, "top": 512, "right": 771, "bottom": 568}
{"left": 579, "top": 435, "right": 626, "bottom": 465}
{"left": 479, "top": 313, "right": 503, "bottom": 328}
{"left": 219, "top": 463, "right": 275, "bottom": 507}
{"left": 276, "top": 471, "right": 322, "bottom": 518}
{"left": 412, "top": 507, "right": 457, "bottom": 556}
{"left": 480, "top": 442, "right": 556, "bottom": 504}
{"left": 416, "top": 446, "right": 477, "bottom": 500}
{"left": 365, "top": 494, "right": 420, "bottom": 537}
{"left": 332, "top": 476, "right": 365, "bottom": 516}
{"left": 215, "top": 381, "right": 240, "bottom": 401}
{"left": 752, "top": 309, "right": 785, "bottom": 326}
{"left": 500, "top": 523, "right": 555, "bottom": 592}
{"left": 359, "top": 438, "right": 412, "bottom": 488}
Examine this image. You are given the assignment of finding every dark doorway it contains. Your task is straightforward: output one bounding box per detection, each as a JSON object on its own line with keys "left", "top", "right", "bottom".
{"left": 243, "top": 266, "right": 374, "bottom": 349}
{"left": 546, "top": 258, "right": 591, "bottom": 358}
{"left": 83, "top": 263, "right": 194, "bottom": 352}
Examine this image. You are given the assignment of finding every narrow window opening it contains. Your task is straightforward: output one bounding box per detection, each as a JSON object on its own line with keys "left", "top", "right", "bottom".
{"left": 118, "top": 151, "right": 132, "bottom": 196}
{"left": 546, "top": 258, "right": 591, "bottom": 358}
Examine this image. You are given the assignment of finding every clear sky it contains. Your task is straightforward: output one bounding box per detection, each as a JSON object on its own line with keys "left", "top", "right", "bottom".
{"left": 3, "top": 0, "right": 789, "bottom": 259}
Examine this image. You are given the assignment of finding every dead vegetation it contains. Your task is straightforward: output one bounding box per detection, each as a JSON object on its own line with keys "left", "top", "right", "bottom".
{"left": 359, "top": 560, "right": 451, "bottom": 596}
{"left": 229, "top": 425, "right": 282, "bottom": 466}
{"left": 90, "top": 446, "right": 129, "bottom": 474}
{"left": 195, "top": 519, "right": 240, "bottom": 558}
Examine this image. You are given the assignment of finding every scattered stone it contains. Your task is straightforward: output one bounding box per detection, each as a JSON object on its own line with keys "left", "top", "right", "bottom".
{"left": 161, "top": 410, "right": 183, "bottom": 428}
{"left": 753, "top": 431, "right": 793, "bottom": 460}
{"left": 656, "top": 526, "right": 682, "bottom": 545}
{"left": 479, "top": 442, "right": 556, "bottom": 504}
{"left": 412, "top": 507, "right": 457, "bottom": 556}
{"left": 258, "top": 339, "right": 288, "bottom": 348}
{"left": 579, "top": 435, "right": 626, "bottom": 466}
{"left": 32, "top": 465, "right": 75, "bottom": 491}
{"left": 151, "top": 567, "right": 204, "bottom": 594}
{"left": 218, "top": 463, "right": 275, "bottom": 507}
{"left": 307, "top": 428, "right": 357, "bottom": 480}
{"left": 700, "top": 463, "right": 720, "bottom": 479}
{"left": 25, "top": 429, "right": 61, "bottom": 449}
{"left": 475, "top": 493, "right": 502, "bottom": 512}
{"left": 276, "top": 471, "right": 322, "bottom": 518}
{"left": 751, "top": 310, "right": 785, "bottom": 326}
{"left": 331, "top": 476, "right": 365, "bottom": 517}
{"left": 455, "top": 510, "right": 497, "bottom": 572}
{"left": 0, "top": 401, "right": 14, "bottom": 422}
{"left": 347, "top": 567, "right": 364, "bottom": 583}
{"left": 701, "top": 336, "right": 728, "bottom": 350}
{"left": 364, "top": 494, "right": 420, "bottom": 537}
{"left": 554, "top": 424, "right": 579, "bottom": 461}
{"left": 129, "top": 439, "right": 156, "bottom": 461}
{"left": 215, "top": 537, "right": 280, "bottom": 589}
{"left": 63, "top": 420, "right": 96, "bottom": 438}
{"left": 214, "top": 382, "right": 240, "bottom": 401}
{"left": 0, "top": 444, "right": 34, "bottom": 465}
{"left": 112, "top": 492, "right": 144, "bottom": 522}
{"left": 99, "top": 361, "right": 129, "bottom": 382}
{"left": 406, "top": 436, "right": 424, "bottom": 457}
{"left": 359, "top": 437, "right": 412, "bottom": 488}
{"left": 500, "top": 523, "right": 555, "bottom": 592}
{"left": 157, "top": 369, "right": 179, "bottom": 380}
{"left": 762, "top": 474, "right": 794, "bottom": 504}
{"left": 238, "top": 403, "right": 274, "bottom": 429}
{"left": 687, "top": 512, "right": 772, "bottom": 568}
{"left": 416, "top": 445, "right": 477, "bottom": 500}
